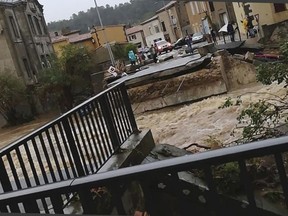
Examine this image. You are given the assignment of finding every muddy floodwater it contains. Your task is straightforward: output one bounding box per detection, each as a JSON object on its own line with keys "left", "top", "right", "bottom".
{"left": 135, "top": 82, "right": 286, "bottom": 151}
{"left": 0, "top": 82, "right": 286, "bottom": 152}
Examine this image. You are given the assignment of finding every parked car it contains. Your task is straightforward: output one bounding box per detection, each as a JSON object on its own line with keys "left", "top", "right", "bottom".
{"left": 192, "top": 32, "right": 206, "bottom": 43}
{"left": 172, "top": 37, "right": 186, "bottom": 50}
{"left": 155, "top": 40, "right": 173, "bottom": 54}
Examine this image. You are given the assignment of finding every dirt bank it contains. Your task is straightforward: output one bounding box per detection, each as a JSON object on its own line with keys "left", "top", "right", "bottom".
{"left": 128, "top": 59, "right": 222, "bottom": 103}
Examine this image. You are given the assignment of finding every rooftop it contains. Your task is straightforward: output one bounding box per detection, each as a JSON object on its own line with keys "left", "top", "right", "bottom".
{"left": 126, "top": 25, "right": 143, "bottom": 35}
{"left": 156, "top": 1, "right": 177, "bottom": 13}
{"left": 141, "top": 15, "right": 159, "bottom": 25}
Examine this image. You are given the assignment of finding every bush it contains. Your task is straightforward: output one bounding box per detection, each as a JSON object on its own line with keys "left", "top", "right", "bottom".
{"left": 0, "top": 73, "right": 31, "bottom": 126}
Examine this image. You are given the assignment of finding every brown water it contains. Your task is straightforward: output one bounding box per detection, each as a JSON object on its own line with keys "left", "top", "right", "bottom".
{"left": 135, "top": 82, "right": 287, "bottom": 151}
{"left": 0, "top": 82, "right": 286, "bottom": 156}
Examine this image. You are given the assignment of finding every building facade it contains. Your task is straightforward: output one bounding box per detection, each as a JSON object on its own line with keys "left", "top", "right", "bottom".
{"left": 156, "top": 0, "right": 191, "bottom": 43}
{"left": 141, "top": 15, "right": 165, "bottom": 47}
{"left": 0, "top": 0, "right": 53, "bottom": 85}
{"left": 232, "top": 3, "right": 288, "bottom": 37}
{"left": 91, "top": 24, "right": 127, "bottom": 47}
{"left": 185, "top": 1, "right": 236, "bottom": 34}
{"left": 125, "top": 25, "right": 147, "bottom": 49}
{"left": 51, "top": 30, "right": 97, "bottom": 57}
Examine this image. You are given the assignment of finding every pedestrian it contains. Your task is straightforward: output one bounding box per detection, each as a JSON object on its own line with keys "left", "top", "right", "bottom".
{"left": 185, "top": 35, "right": 193, "bottom": 54}
{"left": 247, "top": 16, "right": 255, "bottom": 38}
{"left": 227, "top": 21, "right": 235, "bottom": 42}
{"left": 210, "top": 27, "right": 217, "bottom": 44}
{"left": 150, "top": 44, "right": 157, "bottom": 63}
{"left": 154, "top": 42, "right": 159, "bottom": 55}
{"left": 128, "top": 50, "right": 136, "bottom": 65}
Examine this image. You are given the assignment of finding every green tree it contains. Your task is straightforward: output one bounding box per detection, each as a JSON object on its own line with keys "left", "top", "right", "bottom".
{"left": 0, "top": 72, "right": 29, "bottom": 125}
{"left": 125, "top": 43, "right": 138, "bottom": 57}
{"left": 47, "top": 0, "right": 163, "bottom": 33}
{"left": 112, "top": 43, "right": 138, "bottom": 61}
{"left": 39, "top": 44, "right": 93, "bottom": 112}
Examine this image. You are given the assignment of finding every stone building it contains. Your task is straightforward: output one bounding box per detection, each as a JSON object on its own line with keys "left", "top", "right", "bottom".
{"left": 0, "top": 0, "right": 53, "bottom": 85}
{"left": 155, "top": 0, "right": 191, "bottom": 43}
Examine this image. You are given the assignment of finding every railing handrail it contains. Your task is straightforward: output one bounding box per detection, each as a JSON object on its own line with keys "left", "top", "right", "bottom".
{"left": 0, "top": 80, "right": 138, "bottom": 196}
{"left": 0, "top": 81, "right": 125, "bottom": 155}
{"left": 0, "top": 135, "right": 287, "bottom": 203}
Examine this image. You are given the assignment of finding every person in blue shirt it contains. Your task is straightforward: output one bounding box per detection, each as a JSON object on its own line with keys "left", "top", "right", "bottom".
{"left": 128, "top": 50, "right": 136, "bottom": 65}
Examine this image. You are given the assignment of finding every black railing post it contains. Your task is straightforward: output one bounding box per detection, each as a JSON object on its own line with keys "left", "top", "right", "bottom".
{"left": 274, "top": 153, "right": 288, "bottom": 209}
{"left": 0, "top": 158, "right": 13, "bottom": 193}
{"left": 120, "top": 84, "right": 139, "bottom": 133}
{"left": 78, "top": 187, "right": 98, "bottom": 214}
{"left": 0, "top": 158, "right": 21, "bottom": 212}
{"left": 111, "top": 184, "right": 126, "bottom": 215}
{"left": 62, "top": 118, "right": 85, "bottom": 177}
{"left": 238, "top": 160, "right": 257, "bottom": 213}
{"left": 99, "top": 94, "right": 121, "bottom": 150}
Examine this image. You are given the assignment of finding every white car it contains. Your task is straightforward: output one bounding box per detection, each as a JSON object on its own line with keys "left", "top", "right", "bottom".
{"left": 192, "top": 32, "right": 206, "bottom": 43}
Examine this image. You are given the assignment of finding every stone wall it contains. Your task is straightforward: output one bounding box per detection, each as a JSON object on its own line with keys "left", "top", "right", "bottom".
{"left": 217, "top": 53, "right": 257, "bottom": 90}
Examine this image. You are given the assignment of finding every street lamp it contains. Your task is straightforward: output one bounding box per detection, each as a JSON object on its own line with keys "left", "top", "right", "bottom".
{"left": 93, "top": 0, "right": 115, "bottom": 66}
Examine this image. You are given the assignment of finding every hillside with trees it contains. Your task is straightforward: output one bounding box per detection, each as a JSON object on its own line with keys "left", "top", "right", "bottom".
{"left": 47, "top": 0, "right": 165, "bottom": 33}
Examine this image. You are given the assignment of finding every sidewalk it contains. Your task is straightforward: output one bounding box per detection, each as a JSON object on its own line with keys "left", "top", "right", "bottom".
{"left": 216, "top": 32, "right": 260, "bottom": 45}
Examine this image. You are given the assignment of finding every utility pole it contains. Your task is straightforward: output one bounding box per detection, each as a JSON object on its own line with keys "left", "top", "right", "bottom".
{"left": 93, "top": 0, "right": 115, "bottom": 66}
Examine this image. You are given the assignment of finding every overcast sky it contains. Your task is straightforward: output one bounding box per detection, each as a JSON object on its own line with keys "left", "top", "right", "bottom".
{"left": 38, "top": 0, "right": 129, "bottom": 22}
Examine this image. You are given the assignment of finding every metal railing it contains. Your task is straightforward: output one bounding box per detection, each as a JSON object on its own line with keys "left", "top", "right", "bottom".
{"left": 0, "top": 136, "right": 287, "bottom": 215}
{"left": 0, "top": 82, "right": 138, "bottom": 194}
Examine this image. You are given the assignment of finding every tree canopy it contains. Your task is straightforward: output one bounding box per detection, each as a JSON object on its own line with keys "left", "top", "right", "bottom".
{"left": 47, "top": 0, "right": 164, "bottom": 33}
{"left": 39, "top": 45, "right": 94, "bottom": 112}
{"left": 0, "top": 72, "right": 28, "bottom": 125}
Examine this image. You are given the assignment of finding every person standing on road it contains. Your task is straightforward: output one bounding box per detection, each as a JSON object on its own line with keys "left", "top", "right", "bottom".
{"left": 210, "top": 27, "right": 217, "bottom": 44}
{"left": 185, "top": 34, "right": 193, "bottom": 54}
{"left": 128, "top": 50, "right": 136, "bottom": 65}
{"left": 247, "top": 16, "right": 255, "bottom": 38}
{"left": 227, "top": 21, "right": 235, "bottom": 42}
{"left": 150, "top": 44, "right": 157, "bottom": 63}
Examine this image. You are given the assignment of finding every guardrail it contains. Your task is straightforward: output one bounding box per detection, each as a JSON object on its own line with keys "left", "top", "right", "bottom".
{"left": 0, "top": 136, "right": 287, "bottom": 215}
{"left": 0, "top": 82, "right": 138, "bottom": 194}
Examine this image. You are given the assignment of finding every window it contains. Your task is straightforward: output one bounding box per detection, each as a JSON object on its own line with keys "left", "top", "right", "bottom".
{"left": 274, "top": 4, "right": 286, "bottom": 13}
{"left": 128, "top": 35, "right": 136, "bottom": 41}
{"left": 154, "top": 25, "right": 160, "bottom": 33}
{"left": 23, "top": 59, "right": 32, "bottom": 78}
{"left": 41, "top": 18, "right": 48, "bottom": 34}
{"left": 149, "top": 26, "right": 152, "bottom": 34}
{"left": 34, "top": 17, "right": 43, "bottom": 35}
{"left": 209, "top": 2, "right": 215, "bottom": 12}
{"left": 201, "top": 2, "right": 206, "bottom": 11}
{"left": 161, "top": 21, "right": 167, "bottom": 32}
{"left": 28, "top": 15, "right": 36, "bottom": 34}
{"left": 131, "top": 34, "right": 136, "bottom": 40}
{"left": 46, "top": 55, "right": 51, "bottom": 68}
{"left": 190, "top": 2, "right": 195, "bottom": 15}
{"left": 40, "top": 55, "right": 47, "bottom": 68}
{"left": 9, "top": 16, "right": 19, "bottom": 38}
{"left": 40, "top": 43, "right": 44, "bottom": 53}
{"left": 195, "top": 2, "right": 199, "bottom": 14}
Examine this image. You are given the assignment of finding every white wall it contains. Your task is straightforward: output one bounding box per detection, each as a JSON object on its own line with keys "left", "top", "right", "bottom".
{"left": 145, "top": 32, "right": 165, "bottom": 47}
